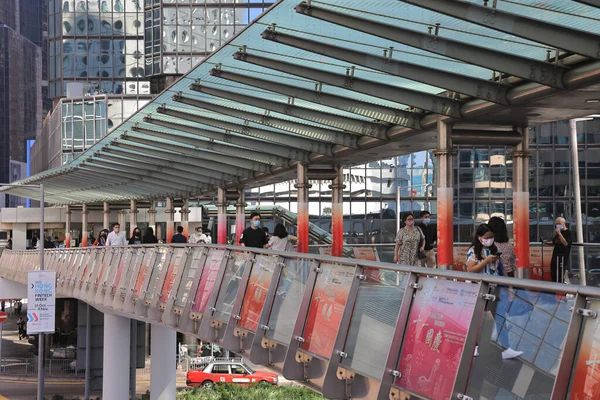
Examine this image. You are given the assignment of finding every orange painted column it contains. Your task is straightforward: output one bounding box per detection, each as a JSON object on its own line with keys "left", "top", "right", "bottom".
{"left": 436, "top": 120, "right": 454, "bottom": 269}
{"left": 513, "top": 127, "right": 531, "bottom": 279}
{"left": 129, "top": 199, "right": 138, "bottom": 237}
{"left": 81, "top": 204, "right": 89, "bottom": 247}
{"left": 165, "top": 198, "right": 175, "bottom": 243}
{"left": 330, "top": 167, "right": 345, "bottom": 257}
{"left": 296, "top": 163, "right": 311, "bottom": 253}
{"left": 65, "top": 205, "right": 72, "bottom": 248}
{"left": 148, "top": 201, "right": 156, "bottom": 233}
{"left": 217, "top": 188, "right": 227, "bottom": 245}
{"left": 180, "top": 199, "right": 190, "bottom": 239}
{"left": 235, "top": 189, "right": 246, "bottom": 245}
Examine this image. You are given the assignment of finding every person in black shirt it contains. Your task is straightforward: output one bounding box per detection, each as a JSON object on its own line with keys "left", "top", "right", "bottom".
{"left": 239, "top": 212, "right": 268, "bottom": 248}
{"left": 544, "top": 217, "right": 572, "bottom": 283}
{"left": 418, "top": 210, "right": 437, "bottom": 268}
{"left": 171, "top": 226, "right": 187, "bottom": 243}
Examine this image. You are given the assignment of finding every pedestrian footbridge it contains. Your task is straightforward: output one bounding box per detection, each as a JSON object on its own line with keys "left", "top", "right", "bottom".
{"left": 1, "top": 245, "right": 599, "bottom": 400}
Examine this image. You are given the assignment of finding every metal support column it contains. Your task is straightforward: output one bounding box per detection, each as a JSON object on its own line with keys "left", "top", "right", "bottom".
{"left": 165, "top": 198, "right": 175, "bottom": 243}
{"left": 330, "top": 167, "right": 345, "bottom": 257}
{"left": 570, "top": 119, "right": 587, "bottom": 285}
{"left": 65, "top": 205, "right": 72, "bottom": 248}
{"left": 117, "top": 209, "right": 127, "bottom": 232}
{"left": 148, "top": 201, "right": 157, "bottom": 233}
{"left": 129, "top": 199, "right": 138, "bottom": 237}
{"left": 180, "top": 199, "right": 190, "bottom": 239}
{"left": 513, "top": 127, "right": 531, "bottom": 279}
{"left": 84, "top": 304, "right": 91, "bottom": 400}
{"left": 103, "top": 202, "right": 110, "bottom": 230}
{"left": 296, "top": 163, "right": 311, "bottom": 253}
{"left": 130, "top": 320, "right": 137, "bottom": 400}
{"left": 435, "top": 120, "right": 454, "bottom": 269}
{"left": 102, "top": 313, "right": 131, "bottom": 400}
{"left": 150, "top": 324, "right": 176, "bottom": 400}
{"left": 37, "top": 184, "right": 45, "bottom": 400}
{"left": 217, "top": 188, "right": 227, "bottom": 245}
{"left": 235, "top": 189, "right": 246, "bottom": 245}
{"left": 81, "top": 204, "right": 89, "bottom": 247}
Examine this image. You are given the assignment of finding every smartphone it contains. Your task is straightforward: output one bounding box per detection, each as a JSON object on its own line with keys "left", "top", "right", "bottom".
{"left": 495, "top": 252, "right": 503, "bottom": 257}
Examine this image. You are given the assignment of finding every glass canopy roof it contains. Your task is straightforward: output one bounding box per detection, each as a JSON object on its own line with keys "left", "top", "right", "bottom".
{"left": 6, "top": 0, "right": 600, "bottom": 204}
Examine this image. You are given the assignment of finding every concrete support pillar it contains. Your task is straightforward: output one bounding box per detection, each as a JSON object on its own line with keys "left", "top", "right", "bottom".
{"left": 11, "top": 224, "right": 27, "bottom": 250}
{"left": 570, "top": 119, "right": 586, "bottom": 285}
{"left": 235, "top": 189, "right": 246, "bottom": 246}
{"left": 148, "top": 201, "right": 157, "bottom": 233}
{"left": 81, "top": 204, "right": 89, "bottom": 247}
{"left": 217, "top": 188, "right": 227, "bottom": 245}
{"left": 330, "top": 167, "right": 345, "bottom": 257}
{"left": 117, "top": 209, "right": 127, "bottom": 231}
{"left": 102, "top": 314, "right": 131, "bottom": 400}
{"left": 435, "top": 120, "right": 454, "bottom": 270}
{"left": 513, "top": 127, "right": 531, "bottom": 279}
{"left": 103, "top": 202, "right": 110, "bottom": 231}
{"left": 150, "top": 324, "right": 176, "bottom": 400}
{"left": 296, "top": 164, "right": 311, "bottom": 253}
{"left": 165, "top": 198, "right": 175, "bottom": 243}
{"left": 65, "top": 205, "right": 72, "bottom": 248}
{"left": 180, "top": 199, "right": 190, "bottom": 239}
{"left": 129, "top": 200, "right": 138, "bottom": 237}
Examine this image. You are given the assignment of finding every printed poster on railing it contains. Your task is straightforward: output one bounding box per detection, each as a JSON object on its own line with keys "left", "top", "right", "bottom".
{"left": 395, "top": 278, "right": 478, "bottom": 400}
{"left": 238, "top": 256, "right": 277, "bottom": 332}
{"left": 569, "top": 299, "right": 600, "bottom": 400}
{"left": 192, "top": 250, "right": 225, "bottom": 313}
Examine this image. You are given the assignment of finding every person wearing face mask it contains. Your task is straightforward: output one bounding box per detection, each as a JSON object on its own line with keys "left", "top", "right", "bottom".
{"left": 544, "top": 217, "right": 572, "bottom": 283}
{"left": 418, "top": 210, "right": 437, "bottom": 268}
{"left": 466, "top": 224, "right": 500, "bottom": 274}
{"left": 94, "top": 229, "right": 109, "bottom": 246}
{"left": 239, "top": 211, "right": 268, "bottom": 248}
{"left": 129, "top": 227, "right": 143, "bottom": 245}
{"left": 393, "top": 213, "right": 425, "bottom": 266}
{"left": 106, "top": 223, "right": 126, "bottom": 246}
{"left": 189, "top": 226, "right": 207, "bottom": 244}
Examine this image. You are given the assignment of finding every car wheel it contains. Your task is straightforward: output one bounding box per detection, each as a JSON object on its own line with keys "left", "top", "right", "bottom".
{"left": 258, "top": 380, "right": 271, "bottom": 387}
{"left": 202, "top": 380, "right": 214, "bottom": 388}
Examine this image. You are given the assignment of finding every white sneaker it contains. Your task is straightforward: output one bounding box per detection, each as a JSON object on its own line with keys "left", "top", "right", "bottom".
{"left": 502, "top": 348, "right": 524, "bottom": 359}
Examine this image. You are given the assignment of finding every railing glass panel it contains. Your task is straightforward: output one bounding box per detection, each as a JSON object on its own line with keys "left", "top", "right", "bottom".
{"left": 174, "top": 247, "right": 205, "bottom": 309}
{"left": 238, "top": 254, "right": 279, "bottom": 332}
{"left": 191, "top": 249, "right": 225, "bottom": 314}
{"left": 213, "top": 252, "right": 252, "bottom": 323}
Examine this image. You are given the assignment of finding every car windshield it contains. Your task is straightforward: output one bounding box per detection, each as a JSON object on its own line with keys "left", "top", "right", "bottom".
{"left": 243, "top": 365, "right": 255, "bottom": 374}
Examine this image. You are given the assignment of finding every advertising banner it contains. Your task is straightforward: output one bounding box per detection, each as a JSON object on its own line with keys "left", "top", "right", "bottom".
{"left": 27, "top": 270, "right": 56, "bottom": 334}
{"left": 301, "top": 263, "right": 354, "bottom": 358}
{"left": 238, "top": 256, "right": 277, "bottom": 332}
{"left": 192, "top": 250, "right": 224, "bottom": 313}
{"left": 353, "top": 247, "right": 379, "bottom": 261}
{"left": 395, "top": 278, "right": 478, "bottom": 399}
{"left": 569, "top": 299, "right": 600, "bottom": 400}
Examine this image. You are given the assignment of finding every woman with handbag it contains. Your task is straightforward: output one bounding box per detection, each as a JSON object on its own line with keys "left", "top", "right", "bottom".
{"left": 393, "top": 213, "right": 425, "bottom": 266}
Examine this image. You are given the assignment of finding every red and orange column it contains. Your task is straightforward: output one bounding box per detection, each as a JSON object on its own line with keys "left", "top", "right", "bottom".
{"left": 296, "top": 163, "right": 311, "bottom": 253}
{"left": 436, "top": 120, "right": 454, "bottom": 270}
{"left": 81, "top": 204, "right": 89, "bottom": 247}
{"left": 217, "top": 188, "right": 227, "bottom": 245}
{"left": 165, "top": 198, "right": 175, "bottom": 243}
{"left": 103, "top": 202, "right": 110, "bottom": 231}
{"left": 180, "top": 199, "right": 190, "bottom": 239}
{"left": 65, "top": 205, "right": 71, "bottom": 248}
{"left": 235, "top": 189, "right": 246, "bottom": 245}
{"left": 129, "top": 199, "right": 138, "bottom": 238}
{"left": 513, "top": 127, "right": 531, "bottom": 279}
{"left": 330, "top": 167, "right": 345, "bottom": 257}
{"left": 148, "top": 201, "right": 156, "bottom": 233}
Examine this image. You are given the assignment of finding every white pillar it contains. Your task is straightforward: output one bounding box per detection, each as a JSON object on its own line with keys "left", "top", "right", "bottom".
{"left": 150, "top": 324, "right": 176, "bottom": 400}
{"left": 102, "top": 314, "right": 131, "bottom": 400}
{"left": 570, "top": 119, "right": 586, "bottom": 285}
{"left": 11, "top": 223, "right": 27, "bottom": 250}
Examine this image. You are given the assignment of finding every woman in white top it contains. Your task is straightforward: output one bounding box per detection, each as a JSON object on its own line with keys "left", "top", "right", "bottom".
{"left": 267, "top": 223, "right": 298, "bottom": 251}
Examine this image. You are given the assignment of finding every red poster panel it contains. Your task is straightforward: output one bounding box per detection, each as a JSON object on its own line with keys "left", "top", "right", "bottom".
{"left": 452, "top": 245, "right": 469, "bottom": 272}
{"left": 110, "top": 256, "right": 129, "bottom": 295}
{"left": 353, "top": 247, "right": 378, "bottom": 261}
{"left": 569, "top": 299, "right": 600, "bottom": 400}
{"left": 159, "top": 261, "right": 177, "bottom": 303}
{"left": 529, "top": 245, "right": 553, "bottom": 282}
{"left": 301, "top": 263, "right": 354, "bottom": 358}
{"left": 192, "top": 250, "right": 225, "bottom": 313}
{"left": 396, "top": 278, "right": 478, "bottom": 400}
{"left": 134, "top": 258, "right": 149, "bottom": 297}
{"left": 238, "top": 256, "right": 277, "bottom": 332}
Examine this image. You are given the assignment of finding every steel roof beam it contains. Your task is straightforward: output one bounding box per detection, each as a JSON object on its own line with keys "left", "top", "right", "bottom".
{"left": 172, "top": 93, "right": 361, "bottom": 147}
{"left": 130, "top": 124, "right": 297, "bottom": 166}
{"left": 190, "top": 83, "right": 389, "bottom": 137}
{"left": 295, "top": 1, "right": 567, "bottom": 88}
{"left": 115, "top": 137, "right": 273, "bottom": 173}
{"left": 575, "top": 0, "right": 600, "bottom": 7}
{"left": 155, "top": 105, "right": 339, "bottom": 154}
{"left": 262, "top": 29, "right": 511, "bottom": 105}
{"left": 107, "top": 142, "right": 258, "bottom": 177}
{"left": 71, "top": 168, "right": 189, "bottom": 196}
{"left": 234, "top": 51, "right": 462, "bottom": 117}
{"left": 402, "top": 0, "right": 600, "bottom": 60}
{"left": 210, "top": 68, "right": 422, "bottom": 128}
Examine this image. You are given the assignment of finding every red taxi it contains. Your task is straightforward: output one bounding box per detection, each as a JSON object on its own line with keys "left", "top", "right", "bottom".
{"left": 186, "top": 361, "right": 278, "bottom": 387}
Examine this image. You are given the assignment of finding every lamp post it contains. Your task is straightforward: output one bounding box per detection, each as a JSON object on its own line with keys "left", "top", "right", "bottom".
{"left": 0, "top": 183, "right": 45, "bottom": 399}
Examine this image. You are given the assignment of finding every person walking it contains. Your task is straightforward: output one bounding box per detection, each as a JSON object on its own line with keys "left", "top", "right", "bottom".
{"left": 544, "top": 217, "right": 572, "bottom": 283}
{"left": 418, "top": 211, "right": 437, "bottom": 268}
{"left": 15, "top": 300, "right": 22, "bottom": 316}
{"left": 393, "top": 213, "right": 425, "bottom": 266}
{"left": 189, "top": 226, "right": 207, "bottom": 244}
{"left": 106, "top": 223, "right": 126, "bottom": 246}
{"left": 171, "top": 226, "right": 188, "bottom": 243}
{"left": 488, "top": 217, "right": 516, "bottom": 277}
{"left": 239, "top": 212, "right": 268, "bottom": 248}
{"left": 205, "top": 231, "right": 212, "bottom": 244}
{"left": 466, "top": 224, "right": 500, "bottom": 275}
{"left": 94, "top": 229, "right": 109, "bottom": 246}
{"left": 129, "top": 227, "right": 143, "bottom": 245}
{"left": 143, "top": 227, "right": 158, "bottom": 244}
{"left": 17, "top": 316, "right": 26, "bottom": 340}
{"left": 267, "top": 223, "right": 298, "bottom": 251}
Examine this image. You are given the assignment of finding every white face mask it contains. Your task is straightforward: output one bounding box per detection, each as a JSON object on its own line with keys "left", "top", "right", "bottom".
{"left": 114, "top": 228, "right": 120, "bottom": 233}
{"left": 480, "top": 237, "right": 494, "bottom": 247}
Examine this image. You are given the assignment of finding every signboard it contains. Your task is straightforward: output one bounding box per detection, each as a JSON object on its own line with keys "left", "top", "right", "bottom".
{"left": 238, "top": 256, "right": 277, "bottom": 332}
{"left": 353, "top": 247, "right": 379, "bottom": 261}
{"left": 395, "top": 278, "right": 478, "bottom": 400}
{"left": 27, "top": 270, "right": 56, "bottom": 334}
{"left": 0, "top": 311, "right": 7, "bottom": 323}
{"left": 569, "top": 299, "right": 600, "bottom": 399}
